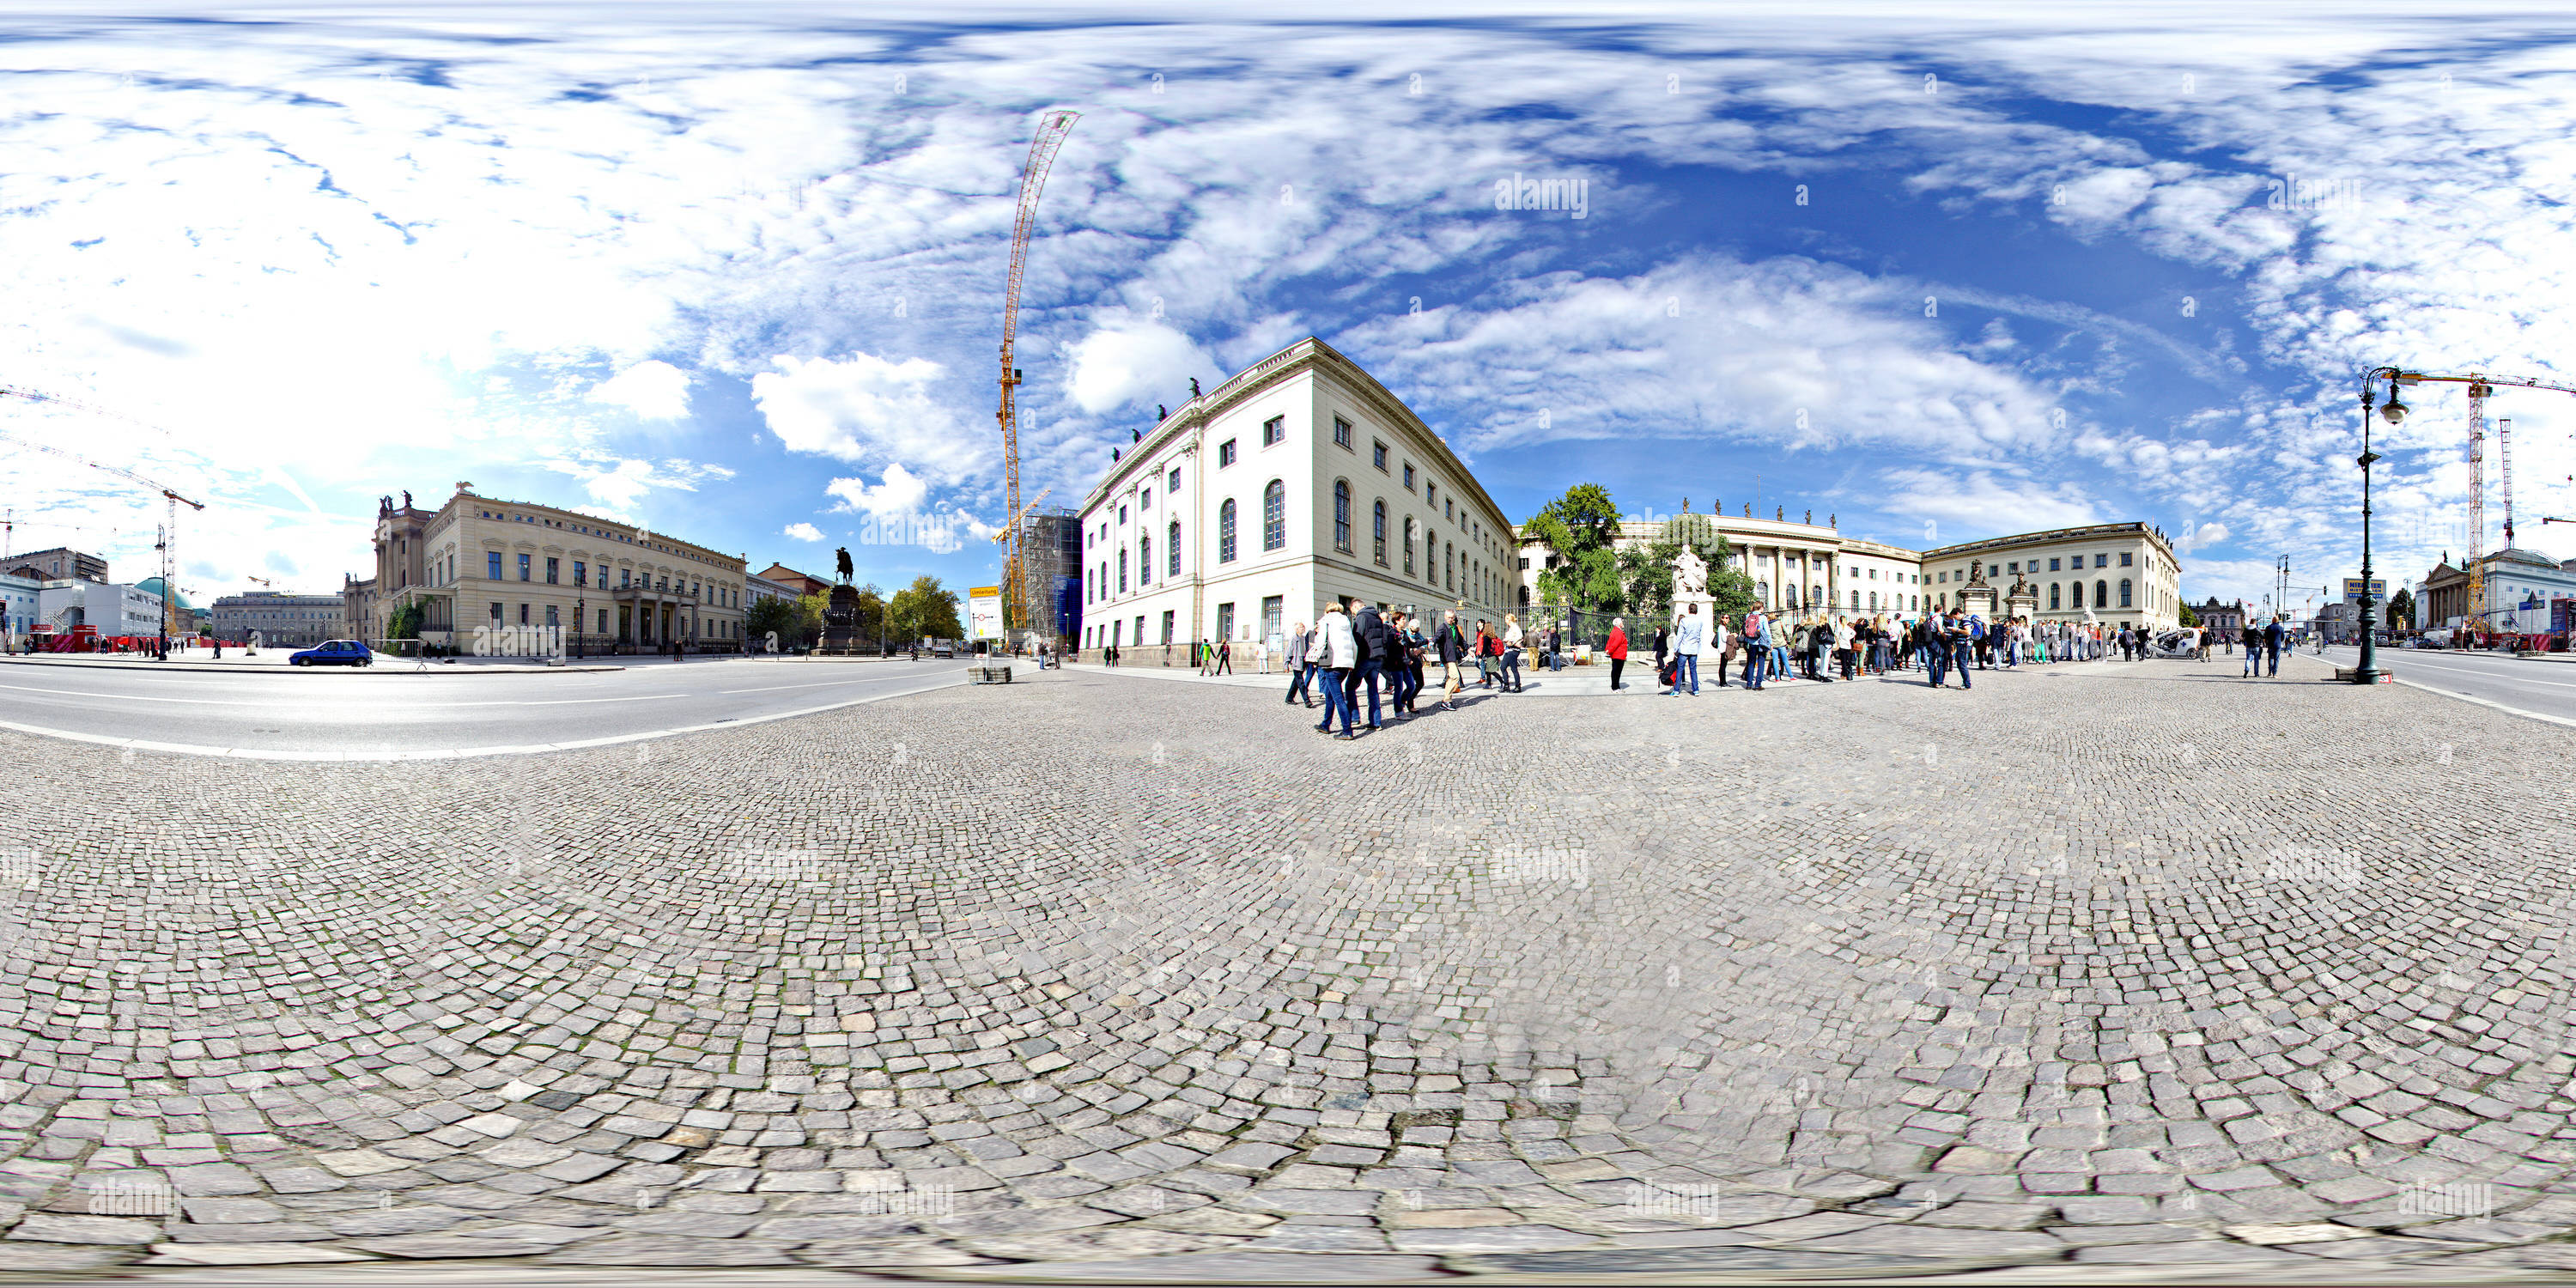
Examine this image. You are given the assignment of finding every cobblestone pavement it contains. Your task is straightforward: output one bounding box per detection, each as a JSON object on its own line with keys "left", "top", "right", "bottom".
{"left": 7, "top": 654, "right": 2576, "bottom": 1281}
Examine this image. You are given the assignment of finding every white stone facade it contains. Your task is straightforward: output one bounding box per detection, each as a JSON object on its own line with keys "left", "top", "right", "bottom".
{"left": 1078, "top": 338, "right": 1516, "bottom": 656}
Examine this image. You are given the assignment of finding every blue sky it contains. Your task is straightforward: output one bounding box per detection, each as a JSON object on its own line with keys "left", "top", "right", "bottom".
{"left": 8, "top": 3, "right": 2576, "bottom": 619}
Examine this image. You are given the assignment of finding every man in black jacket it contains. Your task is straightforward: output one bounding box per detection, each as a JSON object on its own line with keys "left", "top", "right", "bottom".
{"left": 1346, "top": 598, "right": 1390, "bottom": 731}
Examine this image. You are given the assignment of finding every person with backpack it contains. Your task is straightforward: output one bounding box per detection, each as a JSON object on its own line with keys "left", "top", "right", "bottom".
{"left": 1315, "top": 600, "right": 1358, "bottom": 738}
{"left": 1741, "top": 609, "right": 1768, "bottom": 690}
{"left": 1663, "top": 604, "right": 1705, "bottom": 696}
{"left": 1501, "top": 614, "right": 1526, "bottom": 693}
{"left": 1437, "top": 610, "right": 1470, "bottom": 707}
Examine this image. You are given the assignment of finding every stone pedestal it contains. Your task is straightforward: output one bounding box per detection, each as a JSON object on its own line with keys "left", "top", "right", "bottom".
{"left": 2005, "top": 590, "right": 2038, "bottom": 621}
{"left": 1673, "top": 594, "right": 1716, "bottom": 641}
{"left": 821, "top": 584, "right": 860, "bottom": 654}
{"left": 1956, "top": 584, "right": 2000, "bottom": 620}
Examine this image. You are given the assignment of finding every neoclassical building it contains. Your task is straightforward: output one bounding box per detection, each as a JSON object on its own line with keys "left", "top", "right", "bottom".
{"left": 1518, "top": 516, "right": 2184, "bottom": 631}
{"left": 1922, "top": 522, "right": 2182, "bottom": 630}
{"left": 346, "top": 485, "right": 747, "bottom": 653}
{"left": 1077, "top": 338, "right": 1516, "bottom": 658}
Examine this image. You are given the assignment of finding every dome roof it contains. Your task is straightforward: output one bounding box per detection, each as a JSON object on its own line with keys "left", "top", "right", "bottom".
{"left": 134, "top": 576, "right": 194, "bottom": 611}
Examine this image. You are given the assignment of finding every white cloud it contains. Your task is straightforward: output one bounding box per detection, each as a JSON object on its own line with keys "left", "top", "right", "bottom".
{"left": 587, "top": 360, "right": 693, "bottom": 420}
{"left": 1065, "top": 319, "right": 1217, "bottom": 416}
{"left": 1877, "top": 468, "right": 2103, "bottom": 541}
{"left": 783, "top": 521, "right": 824, "bottom": 542}
{"left": 753, "top": 353, "right": 987, "bottom": 484}
{"left": 825, "top": 463, "right": 929, "bottom": 518}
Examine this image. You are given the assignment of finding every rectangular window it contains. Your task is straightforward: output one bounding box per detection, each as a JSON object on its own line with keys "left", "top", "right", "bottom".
{"left": 1161, "top": 611, "right": 1175, "bottom": 645}
{"left": 486, "top": 551, "right": 501, "bottom": 580}
{"left": 574, "top": 561, "right": 586, "bottom": 586}
{"left": 1333, "top": 416, "right": 1352, "bottom": 449}
{"left": 489, "top": 602, "right": 502, "bottom": 623}
{"left": 1261, "top": 595, "right": 1282, "bottom": 643}
{"left": 1119, "top": 504, "right": 1128, "bottom": 526}
{"left": 1141, "top": 488, "right": 1152, "bottom": 512}
{"left": 598, "top": 609, "right": 609, "bottom": 633}
{"left": 1372, "top": 440, "right": 1388, "bottom": 471}
{"left": 1263, "top": 416, "right": 1285, "bottom": 447}
{"left": 519, "top": 603, "right": 530, "bottom": 624}
{"left": 1425, "top": 483, "right": 1437, "bottom": 508}
{"left": 545, "top": 557, "right": 560, "bottom": 584}
{"left": 1169, "top": 466, "right": 1181, "bottom": 494}
{"left": 1403, "top": 464, "right": 1416, "bottom": 490}
{"left": 1218, "top": 601, "right": 1235, "bottom": 641}
{"left": 2120, "top": 552, "right": 2134, "bottom": 566}
{"left": 518, "top": 553, "right": 532, "bottom": 581}
{"left": 544, "top": 605, "right": 559, "bottom": 627}
{"left": 2049, "top": 557, "right": 2061, "bottom": 571}
{"left": 620, "top": 568, "right": 630, "bottom": 588}
{"left": 2095, "top": 553, "right": 2108, "bottom": 568}
{"left": 1218, "top": 440, "right": 1237, "bottom": 467}
{"left": 1445, "top": 499, "right": 1455, "bottom": 521}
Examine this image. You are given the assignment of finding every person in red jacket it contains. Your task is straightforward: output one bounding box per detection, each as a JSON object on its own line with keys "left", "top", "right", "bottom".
{"left": 1606, "top": 617, "right": 1630, "bottom": 690}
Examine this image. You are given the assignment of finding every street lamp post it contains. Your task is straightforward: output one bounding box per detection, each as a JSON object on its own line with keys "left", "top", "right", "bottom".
{"left": 2352, "top": 366, "right": 2400, "bottom": 684}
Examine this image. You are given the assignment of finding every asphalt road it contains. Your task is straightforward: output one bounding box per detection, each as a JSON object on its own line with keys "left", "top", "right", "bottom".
{"left": 2317, "top": 642, "right": 2576, "bottom": 724}
{"left": 0, "top": 656, "right": 970, "bottom": 758}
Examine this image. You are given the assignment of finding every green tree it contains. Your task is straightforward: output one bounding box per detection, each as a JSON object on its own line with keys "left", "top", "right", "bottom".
{"left": 1526, "top": 483, "right": 1625, "bottom": 616}
{"left": 745, "top": 592, "right": 823, "bottom": 648}
{"left": 386, "top": 599, "right": 423, "bottom": 641}
{"left": 2176, "top": 601, "right": 2201, "bottom": 628}
{"left": 2386, "top": 586, "right": 2415, "bottom": 630}
{"left": 888, "top": 575, "right": 964, "bottom": 643}
{"left": 854, "top": 584, "right": 886, "bottom": 647}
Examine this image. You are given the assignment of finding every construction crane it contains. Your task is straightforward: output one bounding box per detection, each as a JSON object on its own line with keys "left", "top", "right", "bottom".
{"left": 995, "top": 109, "right": 1079, "bottom": 640}
{"left": 2371, "top": 369, "right": 2576, "bottom": 638}
{"left": 988, "top": 487, "right": 1054, "bottom": 545}
{"left": 0, "top": 388, "right": 204, "bottom": 645}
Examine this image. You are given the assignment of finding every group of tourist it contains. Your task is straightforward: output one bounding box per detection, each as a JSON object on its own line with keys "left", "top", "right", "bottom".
{"left": 1278, "top": 598, "right": 1536, "bottom": 738}
{"left": 1594, "top": 606, "right": 2159, "bottom": 693}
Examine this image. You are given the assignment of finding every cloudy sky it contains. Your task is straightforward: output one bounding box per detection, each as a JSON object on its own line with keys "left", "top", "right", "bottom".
{"left": 7, "top": 2, "right": 2576, "bottom": 617}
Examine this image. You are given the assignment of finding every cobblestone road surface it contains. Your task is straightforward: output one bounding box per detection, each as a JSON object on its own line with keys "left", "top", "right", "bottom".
{"left": 6, "top": 655, "right": 2576, "bottom": 1280}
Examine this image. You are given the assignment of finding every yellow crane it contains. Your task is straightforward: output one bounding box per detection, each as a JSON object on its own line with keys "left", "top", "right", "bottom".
{"left": 996, "top": 110, "right": 1079, "bottom": 637}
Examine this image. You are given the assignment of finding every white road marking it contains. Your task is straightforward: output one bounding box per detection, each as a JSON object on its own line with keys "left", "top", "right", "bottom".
{"left": 0, "top": 674, "right": 966, "bottom": 760}
{"left": 0, "top": 681, "right": 684, "bottom": 708}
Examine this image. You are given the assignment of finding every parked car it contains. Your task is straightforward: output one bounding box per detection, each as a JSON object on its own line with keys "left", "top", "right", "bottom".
{"left": 289, "top": 640, "right": 375, "bottom": 667}
{"left": 931, "top": 641, "right": 957, "bottom": 659}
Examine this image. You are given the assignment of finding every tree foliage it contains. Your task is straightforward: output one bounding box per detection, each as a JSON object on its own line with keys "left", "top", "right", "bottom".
{"left": 386, "top": 599, "right": 423, "bottom": 641}
{"left": 2176, "top": 601, "right": 2201, "bottom": 628}
{"left": 1526, "top": 483, "right": 1626, "bottom": 616}
{"left": 2386, "top": 586, "right": 2415, "bottom": 630}
{"left": 888, "top": 575, "right": 965, "bottom": 642}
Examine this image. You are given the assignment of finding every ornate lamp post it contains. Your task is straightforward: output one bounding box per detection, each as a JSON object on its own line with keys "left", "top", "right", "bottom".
{"left": 2352, "top": 366, "right": 2404, "bottom": 684}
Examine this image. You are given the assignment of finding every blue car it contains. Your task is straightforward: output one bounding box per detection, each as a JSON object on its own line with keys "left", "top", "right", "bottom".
{"left": 289, "top": 640, "right": 375, "bottom": 667}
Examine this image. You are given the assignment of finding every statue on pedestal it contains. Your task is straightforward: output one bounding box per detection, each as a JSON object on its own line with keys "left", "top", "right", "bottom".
{"left": 1968, "top": 558, "right": 1986, "bottom": 586}
{"left": 1673, "top": 544, "right": 1708, "bottom": 598}
{"left": 835, "top": 546, "right": 854, "bottom": 584}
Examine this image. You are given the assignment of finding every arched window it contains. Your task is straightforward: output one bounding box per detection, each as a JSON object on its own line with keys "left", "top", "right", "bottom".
{"left": 2049, "top": 582, "right": 2061, "bottom": 611}
{"left": 2094, "top": 580, "right": 2108, "bottom": 608}
{"left": 1372, "top": 500, "right": 1388, "bottom": 565}
{"left": 1403, "top": 518, "right": 1417, "bottom": 576}
{"left": 1850, "top": 590, "right": 1860, "bottom": 610}
{"left": 1168, "top": 521, "right": 1181, "bottom": 577}
{"left": 1118, "top": 547, "right": 1128, "bottom": 592}
{"left": 1265, "top": 481, "right": 1287, "bottom": 551}
{"left": 1330, "top": 480, "right": 1350, "bottom": 552}
{"left": 1218, "top": 500, "right": 1237, "bottom": 562}
{"left": 1757, "top": 580, "right": 1769, "bottom": 605}
{"left": 1446, "top": 543, "right": 1455, "bottom": 592}
{"left": 1518, "top": 585, "right": 1530, "bottom": 606}
{"left": 1139, "top": 536, "right": 1151, "bottom": 585}
{"left": 2120, "top": 578, "right": 2133, "bottom": 609}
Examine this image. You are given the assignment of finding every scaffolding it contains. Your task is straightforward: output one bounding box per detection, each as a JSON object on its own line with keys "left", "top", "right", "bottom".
{"left": 1016, "top": 506, "right": 1081, "bottom": 647}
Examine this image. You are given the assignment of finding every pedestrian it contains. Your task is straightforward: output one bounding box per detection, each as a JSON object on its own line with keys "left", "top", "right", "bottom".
{"left": 1382, "top": 611, "right": 1415, "bottom": 715}
{"left": 1255, "top": 635, "right": 1271, "bottom": 675}
{"left": 1606, "top": 617, "right": 1630, "bottom": 691}
{"left": 1215, "top": 636, "right": 1233, "bottom": 676}
{"left": 1315, "top": 599, "right": 1358, "bottom": 738}
{"left": 1346, "top": 598, "right": 1388, "bottom": 729}
{"left": 1947, "top": 611, "right": 1974, "bottom": 689}
{"left": 1663, "top": 604, "right": 1705, "bottom": 696}
{"left": 1651, "top": 621, "right": 1669, "bottom": 682}
{"left": 1437, "top": 610, "right": 1470, "bottom": 708}
{"left": 1501, "top": 613, "right": 1525, "bottom": 693}
{"left": 1742, "top": 608, "right": 1768, "bottom": 690}
{"left": 1835, "top": 616, "right": 1856, "bottom": 680}
{"left": 1284, "top": 622, "right": 1312, "bottom": 706}
{"left": 2264, "top": 616, "right": 2285, "bottom": 677}
{"left": 1400, "top": 612, "right": 1430, "bottom": 714}
{"left": 1475, "top": 621, "right": 1498, "bottom": 690}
